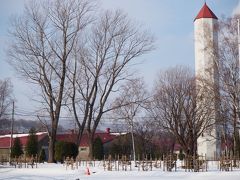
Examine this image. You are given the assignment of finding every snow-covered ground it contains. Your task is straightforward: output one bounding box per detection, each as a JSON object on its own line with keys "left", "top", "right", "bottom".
{"left": 1, "top": 161, "right": 240, "bottom": 180}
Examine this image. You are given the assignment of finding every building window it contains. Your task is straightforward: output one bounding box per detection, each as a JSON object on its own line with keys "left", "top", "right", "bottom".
{"left": 80, "top": 147, "right": 87, "bottom": 151}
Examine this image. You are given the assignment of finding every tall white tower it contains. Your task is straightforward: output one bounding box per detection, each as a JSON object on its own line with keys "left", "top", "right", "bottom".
{"left": 194, "top": 3, "right": 221, "bottom": 160}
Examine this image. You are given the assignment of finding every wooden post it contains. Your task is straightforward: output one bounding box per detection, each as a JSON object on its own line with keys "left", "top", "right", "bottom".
{"left": 174, "top": 155, "right": 176, "bottom": 172}
{"left": 125, "top": 155, "right": 127, "bottom": 171}
{"left": 185, "top": 156, "right": 188, "bottom": 172}
{"left": 24, "top": 155, "right": 26, "bottom": 168}
{"left": 130, "top": 155, "right": 132, "bottom": 171}
{"left": 150, "top": 157, "right": 152, "bottom": 171}
{"left": 117, "top": 154, "right": 119, "bottom": 171}
{"left": 138, "top": 160, "right": 140, "bottom": 171}
{"left": 114, "top": 155, "right": 116, "bottom": 171}
{"left": 160, "top": 156, "right": 162, "bottom": 169}
{"left": 103, "top": 155, "right": 105, "bottom": 171}
{"left": 163, "top": 155, "right": 165, "bottom": 171}
{"left": 35, "top": 155, "right": 37, "bottom": 168}
{"left": 204, "top": 154, "right": 207, "bottom": 172}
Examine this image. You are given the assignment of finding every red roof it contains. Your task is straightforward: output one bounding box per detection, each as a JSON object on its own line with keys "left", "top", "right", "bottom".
{"left": 195, "top": 3, "right": 218, "bottom": 21}
{"left": 0, "top": 133, "right": 47, "bottom": 149}
{"left": 56, "top": 133, "right": 77, "bottom": 143}
{"left": 56, "top": 132, "right": 116, "bottom": 147}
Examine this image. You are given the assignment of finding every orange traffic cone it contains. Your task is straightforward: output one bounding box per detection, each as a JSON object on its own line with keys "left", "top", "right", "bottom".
{"left": 86, "top": 167, "right": 90, "bottom": 175}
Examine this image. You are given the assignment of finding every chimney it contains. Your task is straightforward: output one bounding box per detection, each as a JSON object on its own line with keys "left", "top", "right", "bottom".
{"left": 106, "top": 128, "right": 110, "bottom": 134}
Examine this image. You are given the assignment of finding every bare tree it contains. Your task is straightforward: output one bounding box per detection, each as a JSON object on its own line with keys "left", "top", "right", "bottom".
{"left": 150, "top": 66, "right": 215, "bottom": 156}
{"left": 217, "top": 15, "right": 240, "bottom": 157}
{"left": 0, "top": 79, "right": 13, "bottom": 120}
{"left": 111, "top": 78, "right": 149, "bottom": 165}
{"left": 134, "top": 119, "right": 157, "bottom": 157}
{"left": 67, "top": 10, "right": 155, "bottom": 159}
{"left": 7, "top": 0, "right": 94, "bottom": 162}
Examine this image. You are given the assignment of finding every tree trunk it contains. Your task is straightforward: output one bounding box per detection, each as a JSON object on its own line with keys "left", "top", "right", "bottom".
{"left": 48, "top": 137, "right": 54, "bottom": 163}
{"left": 76, "top": 129, "right": 83, "bottom": 147}
{"left": 88, "top": 139, "right": 94, "bottom": 160}
{"left": 48, "top": 126, "right": 57, "bottom": 163}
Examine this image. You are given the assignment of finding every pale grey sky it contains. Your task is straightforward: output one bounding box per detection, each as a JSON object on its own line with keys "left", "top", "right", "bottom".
{"left": 0, "top": 0, "right": 239, "bottom": 118}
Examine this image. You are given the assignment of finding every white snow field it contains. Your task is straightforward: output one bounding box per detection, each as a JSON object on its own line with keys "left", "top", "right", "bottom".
{"left": 1, "top": 161, "right": 240, "bottom": 180}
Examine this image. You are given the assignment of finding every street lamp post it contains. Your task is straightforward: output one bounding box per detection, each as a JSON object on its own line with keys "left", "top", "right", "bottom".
{"left": 130, "top": 118, "right": 136, "bottom": 167}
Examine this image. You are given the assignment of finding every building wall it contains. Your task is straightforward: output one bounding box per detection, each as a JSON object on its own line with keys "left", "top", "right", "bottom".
{"left": 195, "top": 18, "right": 219, "bottom": 84}
{"left": 0, "top": 135, "right": 49, "bottom": 161}
{"left": 78, "top": 146, "right": 89, "bottom": 160}
{"left": 195, "top": 17, "right": 221, "bottom": 160}
{"left": 0, "top": 148, "right": 10, "bottom": 161}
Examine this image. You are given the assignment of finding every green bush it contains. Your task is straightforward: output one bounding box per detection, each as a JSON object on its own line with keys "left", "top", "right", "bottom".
{"left": 108, "top": 134, "right": 132, "bottom": 156}
{"left": 93, "top": 137, "right": 104, "bottom": 160}
{"left": 11, "top": 137, "right": 23, "bottom": 158}
{"left": 55, "top": 141, "right": 65, "bottom": 162}
{"left": 55, "top": 141, "right": 78, "bottom": 163}
{"left": 178, "top": 149, "right": 185, "bottom": 160}
{"left": 64, "top": 142, "right": 78, "bottom": 159}
{"left": 39, "top": 148, "right": 46, "bottom": 163}
{"left": 25, "top": 128, "right": 38, "bottom": 157}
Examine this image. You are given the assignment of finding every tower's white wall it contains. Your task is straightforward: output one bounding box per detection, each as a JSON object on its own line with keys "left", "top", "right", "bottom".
{"left": 194, "top": 18, "right": 221, "bottom": 160}
{"left": 194, "top": 18, "right": 218, "bottom": 80}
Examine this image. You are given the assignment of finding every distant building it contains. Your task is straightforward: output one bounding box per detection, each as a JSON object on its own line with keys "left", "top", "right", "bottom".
{"left": 0, "top": 129, "right": 117, "bottom": 161}
{"left": 0, "top": 132, "right": 48, "bottom": 160}
{"left": 56, "top": 128, "right": 116, "bottom": 160}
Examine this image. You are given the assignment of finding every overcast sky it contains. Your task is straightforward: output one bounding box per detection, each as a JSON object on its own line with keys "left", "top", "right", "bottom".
{"left": 0, "top": 0, "right": 239, "bottom": 117}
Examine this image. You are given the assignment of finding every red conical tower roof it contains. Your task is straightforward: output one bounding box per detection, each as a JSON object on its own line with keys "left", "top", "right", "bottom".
{"left": 194, "top": 3, "right": 218, "bottom": 21}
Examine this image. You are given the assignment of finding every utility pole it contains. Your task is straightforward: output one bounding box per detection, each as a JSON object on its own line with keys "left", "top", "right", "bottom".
{"left": 9, "top": 101, "right": 15, "bottom": 163}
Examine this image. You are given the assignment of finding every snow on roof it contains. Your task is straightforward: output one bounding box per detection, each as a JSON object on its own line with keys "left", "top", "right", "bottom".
{"left": 0, "top": 132, "right": 48, "bottom": 149}
{"left": 194, "top": 3, "right": 218, "bottom": 21}
{"left": 0, "top": 132, "right": 47, "bottom": 139}
{"left": 110, "top": 132, "right": 127, "bottom": 136}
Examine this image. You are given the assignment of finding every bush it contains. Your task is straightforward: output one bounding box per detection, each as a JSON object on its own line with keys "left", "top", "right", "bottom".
{"left": 64, "top": 142, "right": 78, "bottom": 159}
{"left": 39, "top": 148, "right": 46, "bottom": 163}
{"left": 25, "top": 128, "right": 38, "bottom": 157}
{"left": 11, "top": 137, "right": 23, "bottom": 158}
{"left": 178, "top": 149, "right": 185, "bottom": 160}
{"left": 93, "top": 137, "right": 104, "bottom": 160}
{"left": 55, "top": 141, "right": 78, "bottom": 163}
{"left": 55, "top": 141, "right": 65, "bottom": 162}
{"left": 108, "top": 134, "right": 132, "bottom": 156}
